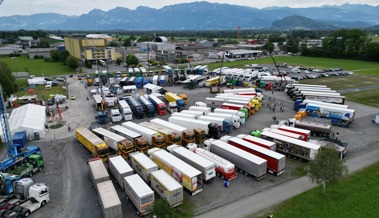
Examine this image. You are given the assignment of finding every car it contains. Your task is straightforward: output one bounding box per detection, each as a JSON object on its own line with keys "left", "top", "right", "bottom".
{"left": 70, "top": 95, "right": 76, "bottom": 100}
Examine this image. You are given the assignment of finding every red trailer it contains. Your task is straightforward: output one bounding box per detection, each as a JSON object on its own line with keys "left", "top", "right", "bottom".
{"left": 237, "top": 92, "right": 257, "bottom": 97}
{"left": 226, "top": 137, "right": 286, "bottom": 176}
{"left": 275, "top": 125, "right": 311, "bottom": 141}
{"left": 221, "top": 103, "right": 250, "bottom": 117}
{"left": 236, "top": 134, "right": 276, "bottom": 151}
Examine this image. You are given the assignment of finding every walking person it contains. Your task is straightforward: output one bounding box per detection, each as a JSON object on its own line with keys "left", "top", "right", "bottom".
{"left": 336, "top": 132, "right": 339, "bottom": 140}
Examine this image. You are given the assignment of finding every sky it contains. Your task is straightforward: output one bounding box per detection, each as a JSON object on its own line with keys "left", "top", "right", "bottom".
{"left": 0, "top": 0, "right": 378, "bottom": 16}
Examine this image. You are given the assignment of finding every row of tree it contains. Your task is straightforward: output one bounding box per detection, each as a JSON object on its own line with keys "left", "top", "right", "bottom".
{"left": 0, "top": 62, "right": 17, "bottom": 99}
{"left": 49, "top": 50, "right": 79, "bottom": 70}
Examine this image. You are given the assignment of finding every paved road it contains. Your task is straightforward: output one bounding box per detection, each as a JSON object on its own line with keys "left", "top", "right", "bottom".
{"left": 195, "top": 148, "right": 379, "bottom": 218}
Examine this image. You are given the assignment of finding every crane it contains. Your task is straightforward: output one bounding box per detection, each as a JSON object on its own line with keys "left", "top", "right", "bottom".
{"left": 0, "top": 0, "right": 4, "bottom": 5}
{"left": 270, "top": 54, "right": 287, "bottom": 90}
{"left": 0, "top": 84, "right": 14, "bottom": 162}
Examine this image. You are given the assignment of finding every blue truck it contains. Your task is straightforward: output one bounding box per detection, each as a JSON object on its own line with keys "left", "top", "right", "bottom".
{"left": 136, "top": 76, "right": 144, "bottom": 89}
{"left": 125, "top": 96, "right": 144, "bottom": 119}
{"left": 304, "top": 104, "right": 355, "bottom": 127}
{"left": 138, "top": 95, "right": 156, "bottom": 117}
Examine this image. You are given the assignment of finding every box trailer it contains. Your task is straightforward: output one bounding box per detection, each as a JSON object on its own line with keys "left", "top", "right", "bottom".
{"left": 207, "top": 112, "right": 241, "bottom": 129}
{"left": 118, "top": 100, "right": 133, "bottom": 121}
{"left": 138, "top": 95, "right": 156, "bottom": 117}
{"left": 150, "top": 170, "right": 183, "bottom": 207}
{"left": 275, "top": 125, "right": 311, "bottom": 141}
{"left": 204, "top": 140, "right": 267, "bottom": 180}
{"left": 214, "top": 108, "right": 246, "bottom": 124}
{"left": 139, "top": 122, "right": 182, "bottom": 146}
{"left": 110, "top": 125, "right": 149, "bottom": 153}
{"left": 180, "top": 110, "right": 204, "bottom": 119}
{"left": 188, "top": 146, "right": 237, "bottom": 181}
{"left": 236, "top": 134, "right": 276, "bottom": 151}
{"left": 263, "top": 128, "right": 303, "bottom": 140}
{"left": 129, "top": 151, "right": 158, "bottom": 183}
{"left": 168, "top": 116, "right": 221, "bottom": 139}
{"left": 198, "top": 115, "right": 233, "bottom": 134}
{"left": 167, "top": 145, "right": 216, "bottom": 182}
{"left": 148, "top": 94, "right": 167, "bottom": 116}
{"left": 172, "top": 112, "right": 197, "bottom": 119}
{"left": 122, "top": 121, "right": 166, "bottom": 149}
{"left": 96, "top": 180, "right": 122, "bottom": 218}
{"left": 125, "top": 96, "right": 144, "bottom": 119}
{"left": 205, "top": 97, "right": 225, "bottom": 111}
{"left": 124, "top": 174, "right": 154, "bottom": 216}
{"left": 89, "top": 159, "right": 109, "bottom": 185}
{"left": 220, "top": 103, "right": 249, "bottom": 119}
{"left": 189, "top": 106, "right": 211, "bottom": 115}
{"left": 75, "top": 127, "right": 110, "bottom": 161}
{"left": 150, "top": 118, "right": 195, "bottom": 146}
{"left": 148, "top": 148, "right": 203, "bottom": 196}
{"left": 224, "top": 137, "right": 286, "bottom": 176}
{"left": 108, "top": 156, "right": 134, "bottom": 190}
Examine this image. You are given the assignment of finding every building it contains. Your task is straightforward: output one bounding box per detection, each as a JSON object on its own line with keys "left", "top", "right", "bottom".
{"left": 64, "top": 37, "right": 122, "bottom": 63}
{"left": 155, "top": 50, "right": 176, "bottom": 63}
{"left": 16, "top": 36, "right": 36, "bottom": 47}
{"left": 225, "top": 49, "right": 263, "bottom": 59}
{"left": 28, "top": 48, "right": 55, "bottom": 59}
{"left": 137, "top": 42, "right": 176, "bottom": 52}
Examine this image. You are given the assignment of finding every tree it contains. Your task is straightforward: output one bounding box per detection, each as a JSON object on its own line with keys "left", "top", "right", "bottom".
{"left": 125, "top": 54, "right": 139, "bottom": 67}
{"left": 84, "top": 59, "right": 92, "bottom": 68}
{"left": 0, "top": 61, "right": 17, "bottom": 99}
{"left": 151, "top": 199, "right": 177, "bottom": 218}
{"left": 308, "top": 144, "right": 348, "bottom": 194}
{"left": 59, "top": 50, "right": 70, "bottom": 64}
{"left": 50, "top": 50, "right": 60, "bottom": 62}
{"left": 65, "top": 56, "right": 79, "bottom": 70}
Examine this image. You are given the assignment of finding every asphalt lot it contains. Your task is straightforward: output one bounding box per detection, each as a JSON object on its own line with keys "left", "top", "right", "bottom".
{"left": 28, "top": 74, "right": 379, "bottom": 218}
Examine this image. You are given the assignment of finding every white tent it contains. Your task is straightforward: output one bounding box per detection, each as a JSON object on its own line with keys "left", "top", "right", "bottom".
{"left": 7, "top": 104, "right": 46, "bottom": 140}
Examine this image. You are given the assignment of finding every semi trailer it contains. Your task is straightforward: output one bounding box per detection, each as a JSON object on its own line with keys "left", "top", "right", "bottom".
{"left": 122, "top": 121, "right": 166, "bottom": 149}
{"left": 129, "top": 151, "right": 158, "bottom": 183}
{"left": 150, "top": 118, "right": 195, "bottom": 146}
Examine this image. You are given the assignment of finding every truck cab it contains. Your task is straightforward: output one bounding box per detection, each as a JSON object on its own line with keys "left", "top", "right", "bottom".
{"left": 111, "top": 109, "right": 122, "bottom": 123}
{"left": 168, "top": 102, "right": 177, "bottom": 114}
{"left": 125, "top": 96, "right": 144, "bottom": 119}
{"left": 138, "top": 95, "right": 156, "bottom": 117}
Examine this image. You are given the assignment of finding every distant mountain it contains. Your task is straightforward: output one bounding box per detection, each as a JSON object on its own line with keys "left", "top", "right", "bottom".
{"left": 0, "top": 1, "right": 378, "bottom": 30}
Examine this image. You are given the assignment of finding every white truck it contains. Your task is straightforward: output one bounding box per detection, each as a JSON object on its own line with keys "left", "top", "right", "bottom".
{"left": 89, "top": 159, "right": 109, "bottom": 185}
{"left": 110, "top": 109, "right": 122, "bottom": 123}
{"left": 180, "top": 110, "right": 204, "bottom": 119}
{"left": 172, "top": 112, "right": 197, "bottom": 119}
{"left": 97, "top": 180, "right": 122, "bottom": 218}
{"left": 204, "top": 97, "right": 225, "bottom": 111}
{"left": 124, "top": 174, "right": 155, "bottom": 216}
{"left": 198, "top": 115, "right": 233, "bottom": 134}
{"left": 168, "top": 102, "right": 178, "bottom": 114}
{"left": 194, "top": 101, "right": 207, "bottom": 107}
{"left": 129, "top": 151, "right": 159, "bottom": 183}
{"left": 207, "top": 112, "right": 241, "bottom": 129}
{"left": 122, "top": 121, "right": 166, "bottom": 149}
{"left": 118, "top": 100, "right": 133, "bottom": 121}
{"left": 189, "top": 106, "right": 211, "bottom": 115}
{"left": 214, "top": 108, "right": 246, "bottom": 124}
{"left": 150, "top": 170, "right": 183, "bottom": 207}
{"left": 148, "top": 148, "right": 203, "bottom": 196}
{"left": 167, "top": 144, "right": 216, "bottom": 183}
{"left": 108, "top": 155, "right": 134, "bottom": 190}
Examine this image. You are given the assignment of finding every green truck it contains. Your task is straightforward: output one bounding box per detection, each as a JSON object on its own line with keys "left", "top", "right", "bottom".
{"left": 10, "top": 155, "right": 44, "bottom": 178}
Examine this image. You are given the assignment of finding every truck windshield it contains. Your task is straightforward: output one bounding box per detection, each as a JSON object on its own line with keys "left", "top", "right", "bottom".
{"left": 160, "top": 106, "right": 167, "bottom": 111}
{"left": 97, "top": 147, "right": 109, "bottom": 156}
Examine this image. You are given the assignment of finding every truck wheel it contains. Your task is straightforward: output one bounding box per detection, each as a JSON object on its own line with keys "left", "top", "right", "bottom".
{"left": 13, "top": 206, "right": 23, "bottom": 213}
{"left": 40, "top": 200, "right": 46, "bottom": 207}
{"left": 22, "top": 209, "right": 31, "bottom": 217}
{"left": 244, "top": 172, "right": 249, "bottom": 176}
{"left": 38, "top": 167, "right": 43, "bottom": 172}
{"left": 216, "top": 172, "right": 220, "bottom": 177}
{"left": 221, "top": 175, "right": 225, "bottom": 179}
{"left": 8, "top": 205, "right": 16, "bottom": 210}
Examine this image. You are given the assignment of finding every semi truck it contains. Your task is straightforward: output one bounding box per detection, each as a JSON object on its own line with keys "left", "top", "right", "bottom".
{"left": 108, "top": 155, "right": 134, "bottom": 190}
{"left": 125, "top": 96, "right": 144, "bottom": 119}
{"left": 216, "top": 94, "right": 261, "bottom": 111}
{"left": 189, "top": 106, "right": 211, "bottom": 115}
{"left": 150, "top": 170, "right": 183, "bottom": 207}
{"left": 92, "top": 127, "right": 135, "bottom": 159}
{"left": 303, "top": 103, "right": 355, "bottom": 127}
{"left": 110, "top": 125, "right": 150, "bottom": 153}
{"left": 89, "top": 159, "right": 109, "bottom": 185}
{"left": 297, "top": 92, "right": 346, "bottom": 105}
{"left": 138, "top": 95, "right": 156, "bottom": 117}
{"left": 110, "top": 109, "right": 122, "bottom": 123}
{"left": 222, "top": 137, "right": 286, "bottom": 176}
{"left": 180, "top": 110, "right": 204, "bottom": 119}
{"left": 223, "top": 99, "right": 256, "bottom": 114}
{"left": 139, "top": 121, "right": 182, "bottom": 146}
{"left": 204, "top": 140, "right": 267, "bottom": 180}
{"left": 165, "top": 92, "right": 185, "bottom": 111}
{"left": 129, "top": 151, "right": 159, "bottom": 183}
{"left": 172, "top": 112, "right": 197, "bottom": 119}
{"left": 96, "top": 180, "right": 122, "bottom": 218}
{"left": 294, "top": 99, "right": 349, "bottom": 111}
{"left": 167, "top": 144, "right": 216, "bottom": 183}
{"left": 214, "top": 108, "right": 246, "bottom": 124}
{"left": 122, "top": 121, "right": 166, "bottom": 149}
{"left": 75, "top": 127, "right": 110, "bottom": 161}
{"left": 167, "top": 102, "right": 178, "bottom": 114}
{"left": 148, "top": 94, "right": 167, "bottom": 116}
{"left": 150, "top": 118, "right": 195, "bottom": 146}
{"left": 118, "top": 100, "right": 133, "bottom": 121}
{"left": 168, "top": 116, "right": 221, "bottom": 139}
{"left": 207, "top": 112, "right": 240, "bottom": 129}
{"left": 236, "top": 134, "right": 276, "bottom": 151}
{"left": 188, "top": 145, "right": 237, "bottom": 181}
{"left": 198, "top": 115, "right": 233, "bottom": 134}
{"left": 251, "top": 128, "right": 304, "bottom": 141}
{"left": 124, "top": 174, "right": 154, "bottom": 216}
{"left": 259, "top": 131, "right": 320, "bottom": 161}
{"left": 205, "top": 97, "right": 225, "bottom": 111}
{"left": 278, "top": 118, "right": 332, "bottom": 137}
{"left": 148, "top": 148, "right": 203, "bottom": 196}
{"left": 221, "top": 103, "right": 250, "bottom": 119}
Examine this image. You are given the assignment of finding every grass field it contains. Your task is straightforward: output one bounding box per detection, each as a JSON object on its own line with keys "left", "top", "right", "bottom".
{"left": 344, "top": 89, "right": 379, "bottom": 108}
{"left": 0, "top": 55, "right": 75, "bottom": 77}
{"left": 15, "top": 80, "right": 67, "bottom": 100}
{"left": 300, "top": 75, "right": 379, "bottom": 90}
{"left": 253, "top": 162, "right": 379, "bottom": 218}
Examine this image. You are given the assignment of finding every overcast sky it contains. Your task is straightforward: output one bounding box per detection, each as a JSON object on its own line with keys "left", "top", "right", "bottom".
{"left": 0, "top": 0, "right": 378, "bottom": 16}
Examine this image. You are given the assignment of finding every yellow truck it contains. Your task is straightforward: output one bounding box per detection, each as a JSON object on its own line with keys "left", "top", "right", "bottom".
{"left": 139, "top": 122, "right": 182, "bottom": 148}
{"left": 178, "top": 94, "right": 188, "bottom": 105}
{"left": 165, "top": 92, "right": 185, "bottom": 111}
{"left": 75, "top": 127, "right": 110, "bottom": 161}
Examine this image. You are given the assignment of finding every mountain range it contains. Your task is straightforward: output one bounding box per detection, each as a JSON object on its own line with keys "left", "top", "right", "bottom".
{"left": 0, "top": 1, "right": 378, "bottom": 31}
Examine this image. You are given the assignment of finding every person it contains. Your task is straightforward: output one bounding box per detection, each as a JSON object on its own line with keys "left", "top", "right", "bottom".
{"left": 336, "top": 132, "right": 339, "bottom": 140}
{"left": 68, "top": 126, "right": 71, "bottom": 131}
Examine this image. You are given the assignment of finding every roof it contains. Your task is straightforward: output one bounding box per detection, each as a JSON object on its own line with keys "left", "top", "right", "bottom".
{"left": 129, "top": 152, "right": 158, "bottom": 170}
{"left": 8, "top": 104, "right": 46, "bottom": 137}
{"left": 109, "top": 156, "right": 133, "bottom": 174}
{"left": 151, "top": 170, "right": 182, "bottom": 191}
{"left": 124, "top": 174, "right": 154, "bottom": 197}
{"left": 96, "top": 181, "right": 121, "bottom": 209}
{"left": 86, "top": 34, "right": 112, "bottom": 39}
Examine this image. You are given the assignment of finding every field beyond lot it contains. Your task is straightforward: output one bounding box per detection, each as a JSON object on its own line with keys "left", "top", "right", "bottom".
{"left": 0, "top": 55, "right": 75, "bottom": 77}
{"left": 300, "top": 75, "right": 379, "bottom": 90}
{"left": 254, "top": 162, "right": 379, "bottom": 218}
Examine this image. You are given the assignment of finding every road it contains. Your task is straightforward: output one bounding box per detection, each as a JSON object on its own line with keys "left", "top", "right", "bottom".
{"left": 195, "top": 148, "right": 379, "bottom": 218}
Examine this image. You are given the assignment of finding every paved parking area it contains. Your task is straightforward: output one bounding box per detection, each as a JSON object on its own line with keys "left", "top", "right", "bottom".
{"left": 31, "top": 75, "right": 379, "bottom": 218}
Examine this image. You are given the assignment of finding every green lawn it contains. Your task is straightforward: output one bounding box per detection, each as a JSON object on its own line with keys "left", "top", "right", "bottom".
{"left": 300, "top": 75, "right": 379, "bottom": 90}
{"left": 344, "top": 89, "right": 379, "bottom": 108}
{"left": 15, "top": 80, "right": 67, "bottom": 100}
{"left": 253, "top": 162, "right": 379, "bottom": 218}
{"left": 0, "top": 55, "right": 75, "bottom": 77}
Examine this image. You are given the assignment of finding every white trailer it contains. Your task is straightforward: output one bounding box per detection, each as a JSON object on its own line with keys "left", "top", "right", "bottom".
{"left": 148, "top": 148, "right": 203, "bottom": 196}
{"left": 301, "top": 100, "right": 349, "bottom": 109}
{"left": 204, "top": 97, "right": 225, "bottom": 110}
{"left": 214, "top": 108, "right": 246, "bottom": 124}
{"left": 97, "top": 180, "right": 122, "bottom": 218}
{"left": 189, "top": 106, "right": 211, "bottom": 115}
{"left": 168, "top": 116, "right": 211, "bottom": 135}
{"left": 118, "top": 100, "right": 133, "bottom": 121}
{"left": 89, "top": 159, "right": 109, "bottom": 185}
{"left": 108, "top": 156, "right": 134, "bottom": 190}
{"left": 181, "top": 110, "right": 204, "bottom": 119}
{"left": 207, "top": 112, "right": 240, "bottom": 129}
{"left": 129, "top": 151, "right": 158, "bottom": 183}
{"left": 150, "top": 118, "right": 195, "bottom": 146}
{"left": 195, "top": 101, "right": 207, "bottom": 107}
{"left": 263, "top": 128, "right": 303, "bottom": 140}
{"left": 152, "top": 75, "right": 159, "bottom": 85}
{"left": 172, "top": 112, "right": 197, "bottom": 119}
{"left": 124, "top": 174, "right": 154, "bottom": 216}
{"left": 223, "top": 88, "right": 255, "bottom": 94}
{"left": 236, "top": 134, "right": 276, "bottom": 151}
{"left": 122, "top": 121, "right": 163, "bottom": 147}
{"left": 150, "top": 170, "right": 183, "bottom": 207}
{"left": 167, "top": 145, "right": 216, "bottom": 182}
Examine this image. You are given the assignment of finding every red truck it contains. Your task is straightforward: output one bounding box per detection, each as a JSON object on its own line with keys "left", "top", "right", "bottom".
{"left": 272, "top": 125, "right": 311, "bottom": 141}
{"left": 236, "top": 134, "right": 276, "bottom": 151}
{"left": 223, "top": 136, "right": 286, "bottom": 176}
{"left": 221, "top": 103, "right": 250, "bottom": 118}
{"left": 148, "top": 94, "right": 167, "bottom": 116}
